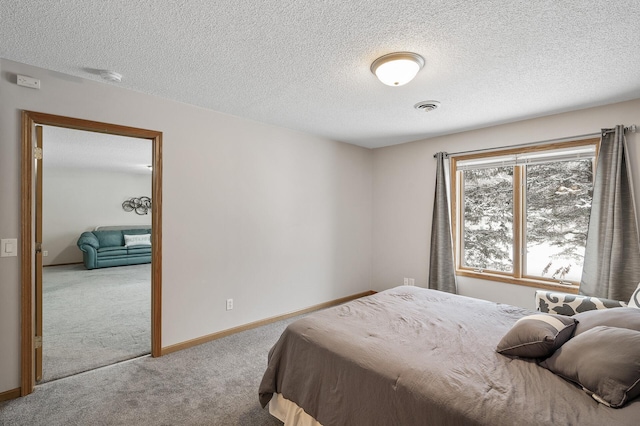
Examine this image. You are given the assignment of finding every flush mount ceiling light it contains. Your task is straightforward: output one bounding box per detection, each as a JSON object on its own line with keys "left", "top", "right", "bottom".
{"left": 370, "top": 52, "right": 425, "bottom": 86}
{"left": 100, "top": 70, "right": 122, "bottom": 83}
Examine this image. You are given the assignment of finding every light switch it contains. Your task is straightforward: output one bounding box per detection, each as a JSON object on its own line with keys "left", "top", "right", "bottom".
{"left": 1, "top": 239, "right": 18, "bottom": 257}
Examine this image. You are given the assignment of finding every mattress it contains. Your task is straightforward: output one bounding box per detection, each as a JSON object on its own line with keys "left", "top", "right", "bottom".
{"left": 259, "top": 286, "right": 639, "bottom": 425}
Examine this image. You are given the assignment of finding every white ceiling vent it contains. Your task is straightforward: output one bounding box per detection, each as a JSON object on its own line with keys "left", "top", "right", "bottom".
{"left": 100, "top": 70, "right": 122, "bottom": 83}
{"left": 414, "top": 101, "right": 440, "bottom": 112}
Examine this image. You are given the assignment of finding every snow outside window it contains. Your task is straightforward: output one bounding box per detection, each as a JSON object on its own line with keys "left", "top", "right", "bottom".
{"left": 452, "top": 139, "right": 598, "bottom": 288}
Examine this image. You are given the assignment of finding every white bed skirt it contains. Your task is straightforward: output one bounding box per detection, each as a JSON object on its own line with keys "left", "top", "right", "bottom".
{"left": 269, "top": 393, "right": 323, "bottom": 426}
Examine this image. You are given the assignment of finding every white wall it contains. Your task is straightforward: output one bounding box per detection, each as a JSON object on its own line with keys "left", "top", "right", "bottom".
{"left": 0, "top": 59, "right": 373, "bottom": 393}
{"left": 372, "top": 98, "right": 640, "bottom": 309}
{"left": 42, "top": 168, "right": 152, "bottom": 265}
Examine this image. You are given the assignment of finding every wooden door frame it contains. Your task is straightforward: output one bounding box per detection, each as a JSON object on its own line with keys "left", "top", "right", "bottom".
{"left": 20, "top": 111, "right": 163, "bottom": 396}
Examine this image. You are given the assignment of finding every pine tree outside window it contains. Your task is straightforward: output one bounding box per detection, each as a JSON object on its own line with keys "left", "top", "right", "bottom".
{"left": 451, "top": 138, "right": 599, "bottom": 290}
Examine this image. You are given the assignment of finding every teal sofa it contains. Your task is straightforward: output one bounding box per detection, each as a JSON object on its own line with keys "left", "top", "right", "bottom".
{"left": 77, "top": 227, "right": 152, "bottom": 270}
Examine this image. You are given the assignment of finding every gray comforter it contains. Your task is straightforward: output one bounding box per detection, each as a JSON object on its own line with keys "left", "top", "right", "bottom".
{"left": 259, "top": 286, "right": 639, "bottom": 425}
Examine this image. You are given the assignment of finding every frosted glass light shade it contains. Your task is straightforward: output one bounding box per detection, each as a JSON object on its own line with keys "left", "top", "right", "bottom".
{"left": 371, "top": 52, "right": 424, "bottom": 86}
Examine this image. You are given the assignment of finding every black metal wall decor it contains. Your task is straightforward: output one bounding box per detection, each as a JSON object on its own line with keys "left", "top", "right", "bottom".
{"left": 122, "top": 196, "right": 152, "bottom": 215}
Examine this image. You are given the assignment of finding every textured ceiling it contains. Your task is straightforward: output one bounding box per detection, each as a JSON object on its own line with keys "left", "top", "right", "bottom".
{"left": 2, "top": 1, "right": 640, "bottom": 148}
{"left": 42, "top": 126, "right": 152, "bottom": 175}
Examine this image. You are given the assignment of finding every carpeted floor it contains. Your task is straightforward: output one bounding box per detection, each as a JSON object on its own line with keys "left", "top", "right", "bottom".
{"left": 0, "top": 314, "right": 294, "bottom": 425}
{"left": 41, "top": 263, "right": 151, "bottom": 382}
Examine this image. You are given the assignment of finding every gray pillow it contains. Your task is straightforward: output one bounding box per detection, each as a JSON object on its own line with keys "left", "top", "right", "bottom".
{"left": 496, "top": 313, "right": 576, "bottom": 358}
{"left": 573, "top": 307, "right": 640, "bottom": 336}
{"left": 539, "top": 326, "right": 640, "bottom": 408}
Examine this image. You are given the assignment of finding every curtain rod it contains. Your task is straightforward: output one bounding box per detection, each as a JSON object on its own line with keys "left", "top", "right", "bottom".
{"left": 433, "top": 124, "right": 637, "bottom": 158}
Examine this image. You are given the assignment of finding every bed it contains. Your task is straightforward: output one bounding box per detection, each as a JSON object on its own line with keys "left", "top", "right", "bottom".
{"left": 259, "top": 286, "right": 640, "bottom": 426}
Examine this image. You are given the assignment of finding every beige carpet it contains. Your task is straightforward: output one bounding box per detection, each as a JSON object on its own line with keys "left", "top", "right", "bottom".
{"left": 0, "top": 311, "right": 292, "bottom": 426}
{"left": 41, "top": 263, "right": 151, "bottom": 382}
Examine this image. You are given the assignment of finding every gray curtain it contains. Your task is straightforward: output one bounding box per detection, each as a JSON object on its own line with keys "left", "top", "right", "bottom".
{"left": 580, "top": 125, "right": 640, "bottom": 301}
{"left": 429, "top": 152, "right": 458, "bottom": 294}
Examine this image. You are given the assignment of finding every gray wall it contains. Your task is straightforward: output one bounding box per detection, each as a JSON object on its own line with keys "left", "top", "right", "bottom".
{"left": 372, "top": 98, "right": 640, "bottom": 308}
{"left": 0, "top": 59, "right": 373, "bottom": 393}
{"left": 42, "top": 167, "right": 152, "bottom": 266}
{"left": 3, "top": 56, "right": 639, "bottom": 395}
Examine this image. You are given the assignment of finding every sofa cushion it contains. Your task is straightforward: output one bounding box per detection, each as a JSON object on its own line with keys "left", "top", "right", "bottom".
{"left": 127, "top": 246, "right": 152, "bottom": 255}
{"left": 93, "top": 230, "right": 124, "bottom": 248}
{"left": 123, "top": 228, "right": 151, "bottom": 235}
{"left": 97, "top": 247, "right": 128, "bottom": 256}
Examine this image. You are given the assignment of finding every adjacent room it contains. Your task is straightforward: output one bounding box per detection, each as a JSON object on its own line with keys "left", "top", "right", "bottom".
{"left": 1, "top": 1, "right": 639, "bottom": 425}
{"left": 40, "top": 126, "right": 153, "bottom": 382}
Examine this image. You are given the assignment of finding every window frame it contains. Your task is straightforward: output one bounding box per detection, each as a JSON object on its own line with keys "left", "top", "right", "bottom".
{"left": 450, "top": 138, "right": 600, "bottom": 292}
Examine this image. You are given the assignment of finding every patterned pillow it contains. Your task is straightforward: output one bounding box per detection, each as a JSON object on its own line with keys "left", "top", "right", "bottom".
{"left": 496, "top": 313, "right": 577, "bottom": 358}
{"left": 629, "top": 283, "right": 640, "bottom": 309}
{"left": 536, "top": 291, "right": 626, "bottom": 316}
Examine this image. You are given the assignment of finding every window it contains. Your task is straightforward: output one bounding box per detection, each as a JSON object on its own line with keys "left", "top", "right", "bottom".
{"left": 451, "top": 138, "right": 599, "bottom": 290}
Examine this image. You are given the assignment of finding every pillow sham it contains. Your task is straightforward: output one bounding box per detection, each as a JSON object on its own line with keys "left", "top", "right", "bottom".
{"left": 573, "top": 307, "right": 640, "bottom": 336}
{"left": 629, "top": 283, "right": 640, "bottom": 309}
{"left": 496, "top": 313, "right": 576, "bottom": 358}
{"left": 536, "top": 291, "right": 627, "bottom": 315}
{"left": 124, "top": 233, "right": 151, "bottom": 246}
{"left": 539, "top": 326, "right": 640, "bottom": 408}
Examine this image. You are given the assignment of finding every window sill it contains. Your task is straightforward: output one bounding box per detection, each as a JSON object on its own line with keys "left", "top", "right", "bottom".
{"left": 456, "top": 270, "right": 579, "bottom": 294}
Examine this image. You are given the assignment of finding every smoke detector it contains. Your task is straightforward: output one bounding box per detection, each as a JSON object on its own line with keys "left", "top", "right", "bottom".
{"left": 414, "top": 101, "right": 440, "bottom": 112}
{"left": 100, "top": 70, "right": 122, "bottom": 83}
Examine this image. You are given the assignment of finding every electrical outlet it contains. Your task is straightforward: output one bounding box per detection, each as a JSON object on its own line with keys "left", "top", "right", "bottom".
{"left": 43, "top": 251, "right": 48, "bottom": 257}
{"left": 403, "top": 277, "right": 409, "bottom": 285}
{"left": 409, "top": 278, "right": 415, "bottom": 286}
{"left": 226, "top": 298, "right": 233, "bottom": 310}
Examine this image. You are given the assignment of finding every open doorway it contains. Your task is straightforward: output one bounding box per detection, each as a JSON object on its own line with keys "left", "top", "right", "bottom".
{"left": 21, "top": 111, "right": 163, "bottom": 396}
{"left": 39, "top": 125, "right": 153, "bottom": 382}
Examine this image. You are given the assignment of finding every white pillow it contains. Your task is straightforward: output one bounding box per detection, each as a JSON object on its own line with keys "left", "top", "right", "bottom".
{"left": 629, "top": 283, "right": 640, "bottom": 309}
{"left": 124, "top": 234, "right": 151, "bottom": 247}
